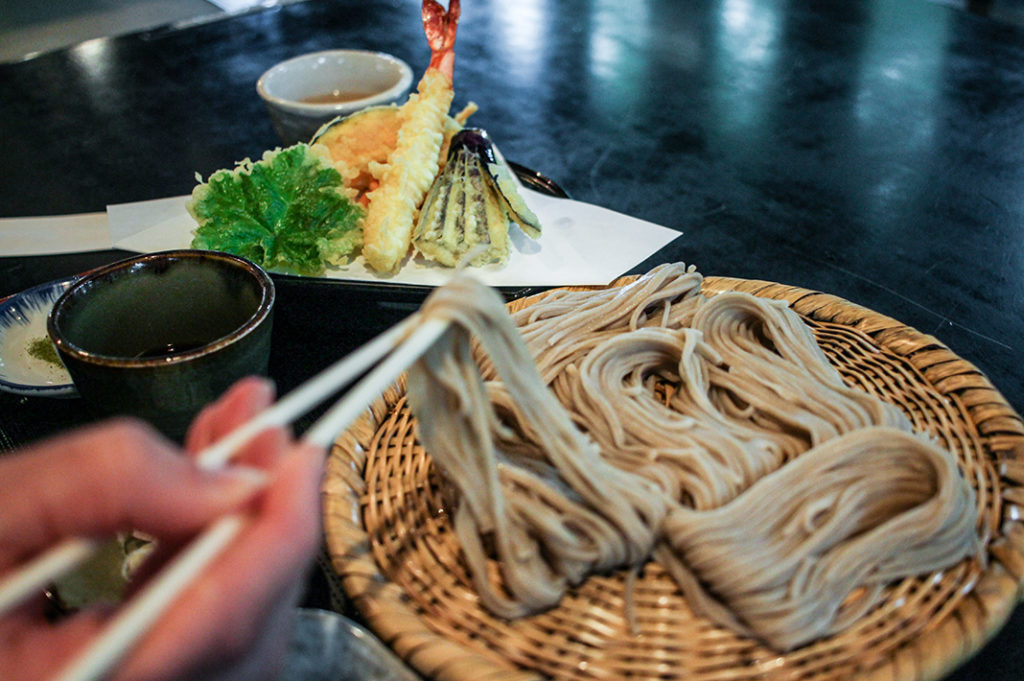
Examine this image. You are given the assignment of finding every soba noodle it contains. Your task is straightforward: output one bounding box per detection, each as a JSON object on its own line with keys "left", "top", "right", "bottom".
{"left": 656, "top": 427, "right": 979, "bottom": 650}
{"left": 404, "top": 264, "right": 980, "bottom": 650}
{"left": 407, "top": 276, "right": 668, "bottom": 618}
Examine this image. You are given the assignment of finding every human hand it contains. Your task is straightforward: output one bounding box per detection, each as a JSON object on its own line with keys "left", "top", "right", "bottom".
{"left": 0, "top": 377, "right": 324, "bottom": 681}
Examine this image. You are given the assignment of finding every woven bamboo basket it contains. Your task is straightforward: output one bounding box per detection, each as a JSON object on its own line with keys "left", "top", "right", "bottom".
{"left": 322, "top": 275, "right": 1024, "bottom": 681}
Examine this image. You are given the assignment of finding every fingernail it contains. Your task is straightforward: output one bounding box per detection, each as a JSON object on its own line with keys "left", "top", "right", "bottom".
{"left": 252, "top": 376, "right": 277, "bottom": 402}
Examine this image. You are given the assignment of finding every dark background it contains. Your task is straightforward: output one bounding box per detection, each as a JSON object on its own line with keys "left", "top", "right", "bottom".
{"left": 1, "top": 1, "right": 1022, "bottom": 678}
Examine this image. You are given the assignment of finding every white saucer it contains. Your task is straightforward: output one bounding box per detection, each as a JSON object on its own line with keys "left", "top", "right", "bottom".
{"left": 0, "top": 277, "right": 78, "bottom": 397}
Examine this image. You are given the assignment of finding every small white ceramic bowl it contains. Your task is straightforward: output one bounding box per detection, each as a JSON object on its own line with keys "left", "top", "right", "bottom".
{"left": 0, "top": 276, "right": 77, "bottom": 398}
{"left": 257, "top": 49, "right": 413, "bottom": 145}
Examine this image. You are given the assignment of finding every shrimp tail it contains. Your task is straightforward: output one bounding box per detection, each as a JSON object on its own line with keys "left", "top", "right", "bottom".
{"left": 423, "top": 0, "right": 460, "bottom": 78}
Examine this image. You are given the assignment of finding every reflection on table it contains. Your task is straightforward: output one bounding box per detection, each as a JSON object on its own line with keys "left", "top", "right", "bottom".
{"left": 1, "top": 2, "right": 1022, "bottom": 680}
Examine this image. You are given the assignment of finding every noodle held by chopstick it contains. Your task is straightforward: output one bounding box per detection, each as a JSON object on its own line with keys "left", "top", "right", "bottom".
{"left": 407, "top": 274, "right": 667, "bottom": 618}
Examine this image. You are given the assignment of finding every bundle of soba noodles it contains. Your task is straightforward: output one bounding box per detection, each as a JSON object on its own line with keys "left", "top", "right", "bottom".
{"left": 405, "top": 263, "right": 981, "bottom": 651}
{"left": 407, "top": 277, "right": 668, "bottom": 618}
{"left": 655, "top": 427, "right": 979, "bottom": 650}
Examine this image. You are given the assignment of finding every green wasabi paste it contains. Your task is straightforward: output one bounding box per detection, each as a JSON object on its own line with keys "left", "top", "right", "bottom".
{"left": 27, "top": 337, "right": 62, "bottom": 368}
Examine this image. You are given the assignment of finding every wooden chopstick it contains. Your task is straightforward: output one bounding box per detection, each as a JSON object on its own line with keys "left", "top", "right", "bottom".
{"left": 53, "top": 515, "right": 246, "bottom": 681}
{"left": 194, "top": 311, "right": 424, "bottom": 469}
{"left": 49, "top": 313, "right": 451, "bottom": 681}
{"left": 304, "top": 317, "right": 449, "bottom": 447}
{"left": 0, "top": 312, "right": 422, "bottom": 618}
{"left": 0, "top": 537, "right": 100, "bottom": 614}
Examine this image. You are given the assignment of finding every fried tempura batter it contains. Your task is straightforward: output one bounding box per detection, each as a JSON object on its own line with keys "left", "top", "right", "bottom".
{"left": 361, "top": 0, "right": 461, "bottom": 273}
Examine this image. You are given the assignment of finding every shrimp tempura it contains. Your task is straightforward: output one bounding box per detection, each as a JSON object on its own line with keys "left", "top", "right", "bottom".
{"left": 362, "top": 0, "right": 460, "bottom": 273}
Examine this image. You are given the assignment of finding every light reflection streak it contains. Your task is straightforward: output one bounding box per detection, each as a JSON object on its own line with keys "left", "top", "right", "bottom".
{"left": 720, "top": 0, "right": 777, "bottom": 64}
{"left": 69, "top": 39, "right": 111, "bottom": 79}
{"left": 853, "top": 0, "right": 949, "bottom": 218}
{"left": 67, "top": 39, "right": 117, "bottom": 110}
{"left": 710, "top": 0, "right": 781, "bottom": 135}
{"left": 585, "top": 0, "right": 652, "bottom": 119}
{"left": 491, "top": 0, "right": 548, "bottom": 88}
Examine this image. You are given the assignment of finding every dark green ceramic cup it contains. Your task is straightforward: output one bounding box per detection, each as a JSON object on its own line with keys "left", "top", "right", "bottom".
{"left": 48, "top": 250, "right": 275, "bottom": 442}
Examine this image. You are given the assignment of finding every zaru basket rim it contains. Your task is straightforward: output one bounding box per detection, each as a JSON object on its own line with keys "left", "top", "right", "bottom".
{"left": 322, "top": 274, "right": 1024, "bottom": 681}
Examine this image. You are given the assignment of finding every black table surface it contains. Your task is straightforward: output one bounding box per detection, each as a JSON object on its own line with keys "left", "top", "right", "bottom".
{"left": 1, "top": 0, "right": 1022, "bottom": 678}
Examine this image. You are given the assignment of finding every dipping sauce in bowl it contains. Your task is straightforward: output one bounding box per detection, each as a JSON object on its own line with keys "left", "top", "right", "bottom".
{"left": 300, "top": 90, "right": 381, "bottom": 104}
{"left": 257, "top": 49, "right": 413, "bottom": 145}
{"left": 48, "top": 250, "right": 275, "bottom": 441}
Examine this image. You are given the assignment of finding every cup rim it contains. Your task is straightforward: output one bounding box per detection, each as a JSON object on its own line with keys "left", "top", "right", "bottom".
{"left": 256, "top": 49, "right": 414, "bottom": 116}
{"left": 47, "top": 250, "right": 275, "bottom": 367}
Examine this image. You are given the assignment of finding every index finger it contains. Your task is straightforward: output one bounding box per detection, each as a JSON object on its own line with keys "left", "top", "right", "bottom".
{"left": 0, "top": 420, "right": 266, "bottom": 571}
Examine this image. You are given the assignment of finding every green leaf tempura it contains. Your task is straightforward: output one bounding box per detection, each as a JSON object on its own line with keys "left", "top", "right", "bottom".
{"left": 188, "top": 143, "right": 363, "bottom": 276}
